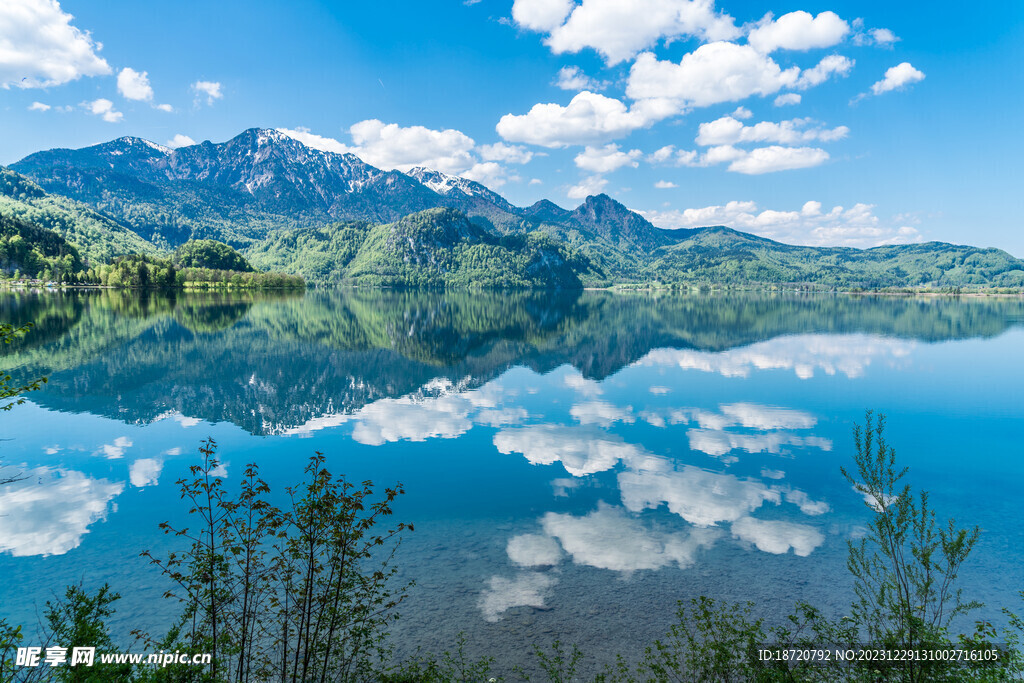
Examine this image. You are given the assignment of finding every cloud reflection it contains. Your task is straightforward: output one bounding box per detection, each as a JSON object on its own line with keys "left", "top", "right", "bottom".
{"left": 507, "top": 533, "right": 563, "bottom": 567}
{"left": 619, "top": 466, "right": 780, "bottom": 527}
{"left": 570, "top": 400, "right": 635, "bottom": 427}
{"left": 478, "top": 572, "right": 558, "bottom": 622}
{"left": 494, "top": 425, "right": 665, "bottom": 476}
{"left": 283, "top": 379, "right": 525, "bottom": 441}
{"left": 687, "top": 429, "right": 832, "bottom": 458}
{"left": 541, "top": 503, "right": 721, "bottom": 573}
{"left": 731, "top": 517, "right": 825, "bottom": 556}
{"left": 0, "top": 467, "right": 124, "bottom": 557}
{"left": 636, "top": 334, "right": 914, "bottom": 379}
{"left": 129, "top": 458, "right": 163, "bottom": 487}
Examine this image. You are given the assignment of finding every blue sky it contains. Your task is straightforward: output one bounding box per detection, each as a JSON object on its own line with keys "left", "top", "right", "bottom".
{"left": 2, "top": 0, "right": 1023, "bottom": 254}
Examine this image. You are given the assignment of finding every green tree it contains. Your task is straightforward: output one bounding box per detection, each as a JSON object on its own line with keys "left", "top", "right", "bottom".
{"left": 174, "top": 241, "right": 254, "bottom": 273}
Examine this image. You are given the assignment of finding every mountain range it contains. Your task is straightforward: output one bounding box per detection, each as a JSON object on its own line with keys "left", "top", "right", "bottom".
{"left": 3, "top": 128, "right": 1023, "bottom": 289}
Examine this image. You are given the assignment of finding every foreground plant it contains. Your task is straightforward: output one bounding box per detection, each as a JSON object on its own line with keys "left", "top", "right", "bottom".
{"left": 137, "top": 440, "right": 411, "bottom": 682}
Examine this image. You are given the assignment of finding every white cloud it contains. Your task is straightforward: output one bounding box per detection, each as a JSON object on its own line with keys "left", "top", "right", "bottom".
{"left": 638, "top": 199, "right": 923, "bottom": 247}
{"left": 507, "top": 533, "right": 563, "bottom": 566}
{"left": 541, "top": 503, "right": 721, "bottom": 572}
{"left": 519, "top": 0, "right": 740, "bottom": 65}
{"left": 117, "top": 67, "right": 153, "bottom": 101}
{"left": 747, "top": 11, "right": 849, "bottom": 53}
{"left": 277, "top": 127, "right": 352, "bottom": 154}
{"left": 731, "top": 106, "right": 753, "bottom": 119}
{"left": 84, "top": 98, "right": 122, "bottom": 123}
{"left": 28, "top": 101, "right": 50, "bottom": 111}
{"left": 854, "top": 27, "right": 899, "bottom": 47}
{"left": 648, "top": 145, "right": 675, "bottom": 163}
{"left": 574, "top": 143, "right": 643, "bottom": 173}
{"left": 794, "top": 55, "right": 854, "bottom": 89}
{"left": 647, "top": 145, "right": 700, "bottom": 166}
{"left": 98, "top": 435, "right": 132, "bottom": 459}
{"left": 870, "top": 62, "right": 925, "bottom": 95}
{"left": 493, "top": 424, "right": 664, "bottom": 476}
{"left": 731, "top": 517, "right": 824, "bottom": 556}
{"left": 554, "top": 65, "right": 607, "bottom": 91}
{"left": 567, "top": 174, "right": 608, "bottom": 199}
{"left": 497, "top": 91, "right": 655, "bottom": 148}
{"left": 349, "top": 119, "right": 477, "bottom": 174}
{"left": 282, "top": 121, "right": 495, "bottom": 178}
{"left": 655, "top": 180, "right": 677, "bottom": 189}
{"left": 701, "top": 144, "right": 746, "bottom": 165}
{"left": 626, "top": 43, "right": 799, "bottom": 108}
{"left": 774, "top": 93, "right": 801, "bottom": 106}
{"left": 282, "top": 126, "right": 527, "bottom": 185}
{"left": 165, "top": 134, "right": 196, "bottom": 149}
{"left": 727, "top": 145, "right": 830, "bottom": 174}
{"left": 129, "top": 458, "right": 163, "bottom": 487}
{"left": 870, "top": 28, "right": 899, "bottom": 46}
{"left": 695, "top": 116, "right": 848, "bottom": 146}
{"left": 0, "top": 466, "right": 123, "bottom": 557}
{"left": 664, "top": 142, "right": 830, "bottom": 174}
{"left": 0, "top": 0, "right": 111, "bottom": 88}
{"left": 619, "top": 466, "right": 779, "bottom": 527}
{"left": 154, "top": 103, "right": 173, "bottom": 112}
{"left": 192, "top": 80, "right": 222, "bottom": 105}
{"left": 511, "top": 0, "right": 574, "bottom": 32}
{"left": 627, "top": 45, "right": 851, "bottom": 116}
{"left": 478, "top": 141, "right": 534, "bottom": 164}
{"left": 479, "top": 572, "right": 557, "bottom": 622}
{"left": 569, "top": 400, "right": 635, "bottom": 427}
{"left": 462, "top": 161, "right": 518, "bottom": 188}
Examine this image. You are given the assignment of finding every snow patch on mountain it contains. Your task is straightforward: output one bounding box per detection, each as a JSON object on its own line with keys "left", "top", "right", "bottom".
{"left": 406, "top": 166, "right": 484, "bottom": 197}
{"left": 113, "top": 136, "right": 172, "bottom": 155}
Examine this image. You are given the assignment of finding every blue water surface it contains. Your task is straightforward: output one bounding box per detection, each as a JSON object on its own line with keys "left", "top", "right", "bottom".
{"left": 1, "top": 289, "right": 1022, "bottom": 673}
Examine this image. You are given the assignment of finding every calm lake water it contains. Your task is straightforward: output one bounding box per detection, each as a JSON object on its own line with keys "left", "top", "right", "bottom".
{"left": 1, "top": 289, "right": 1023, "bottom": 674}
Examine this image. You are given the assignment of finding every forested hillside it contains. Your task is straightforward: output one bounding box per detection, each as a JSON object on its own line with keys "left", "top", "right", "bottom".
{"left": 5, "top": 130, "right": 1024, "bottom": 290}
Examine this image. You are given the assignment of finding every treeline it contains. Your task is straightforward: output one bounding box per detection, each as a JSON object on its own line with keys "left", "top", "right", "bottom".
{"left": 79, "top": 254, "right": 304, "bottom": 289}
{"left": 0, "top": 225, "right": 304, "bottom": 289}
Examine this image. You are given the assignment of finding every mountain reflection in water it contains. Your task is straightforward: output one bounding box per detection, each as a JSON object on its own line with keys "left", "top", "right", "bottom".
{"left": 3, "top": 288, "right": 1021, "bottom": 435}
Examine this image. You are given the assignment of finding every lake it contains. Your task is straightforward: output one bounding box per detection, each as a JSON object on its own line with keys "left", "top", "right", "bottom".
{"left": 1, "top": 288, "right": 1023, "bottom": 675}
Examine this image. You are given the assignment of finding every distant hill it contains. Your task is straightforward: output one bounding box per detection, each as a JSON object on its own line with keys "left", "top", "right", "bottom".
{"left": 646, "top": 226, "right": 1024, "bottom": 288}
{"left": 7, "top": 129, "right": 1024, "bottom": 289}
{"left": 0, "top": 166, "right": 159, "bottom": 264}
{"left": 249, "top": 207, "right": 584, "bottom": 288}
